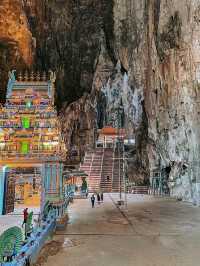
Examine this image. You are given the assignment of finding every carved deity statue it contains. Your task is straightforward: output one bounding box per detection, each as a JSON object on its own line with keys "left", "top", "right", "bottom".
{"left": 49, "top": 70, "right": 56, "bottom": 83}
{"left": 7, "top": 70, "right": 16, "bottom": 97}
{"left": 8, "top": 70, "right": 16, "bottom": 81}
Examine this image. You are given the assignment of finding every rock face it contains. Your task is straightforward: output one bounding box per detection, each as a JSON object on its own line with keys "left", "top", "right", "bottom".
{"left": 108, "top": 0, "right": 200, "bottom": 202}
{"left": 147, "top": 1, "right": 200, "bottom": 203}
{"left": 1, "top": 0, "right": 200, "bottom": 202}
{"left": 60, "top": 93, "right": 97, "bottom": 163}
{"left": 0, "top": 0, "right": 34, "bottom": 99}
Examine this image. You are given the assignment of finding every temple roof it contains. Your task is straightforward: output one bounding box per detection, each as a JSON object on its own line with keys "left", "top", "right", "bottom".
{"left": 99, "top": 127, "right": 125, "bottom": 136}
{"left": 6, "top": 70, "right": 56, "bottom": 102}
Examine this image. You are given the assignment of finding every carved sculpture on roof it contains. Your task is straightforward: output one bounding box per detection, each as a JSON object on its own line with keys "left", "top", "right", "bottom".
{"left": 24, "top": 70, "right": 29, "bottom": 81}
{"left": 18, "top": 72, "right": 23, "bottom": 81}
{"left": 8, "top": 70, "right": 16, "bottom": 81}
{"left": 7, "top": 70, "right": 16, "bottom": 97}
{"left": 30, "top": 71, "right": 34, "bottom": 81}
{"left": 49, "top": 70, "right": 56, "bottom": 83}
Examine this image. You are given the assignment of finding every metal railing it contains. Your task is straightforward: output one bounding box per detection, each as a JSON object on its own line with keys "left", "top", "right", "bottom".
{"left": 99, "top": 148, "right": 105, "bottom": 188}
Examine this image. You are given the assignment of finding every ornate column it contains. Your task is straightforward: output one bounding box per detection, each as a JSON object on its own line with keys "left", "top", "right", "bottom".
{"left": 46, "top": 164, "right": 51, "bottom": 193}
{"left": 0, "top": 166, "right": 7, "bottom": 215}
{"left": 59, "top": 163, "right": 63, "bottom": 199}
{"left": 40, "top": 164, "right": 46, "bottom": 211}
{"left": 52, "top": 164, "right": 57, "bottom": 195}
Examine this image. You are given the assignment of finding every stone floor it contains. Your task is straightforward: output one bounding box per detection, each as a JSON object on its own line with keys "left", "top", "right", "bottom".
{"left": 36, "top": 193, "right": 200, "bottom": 266}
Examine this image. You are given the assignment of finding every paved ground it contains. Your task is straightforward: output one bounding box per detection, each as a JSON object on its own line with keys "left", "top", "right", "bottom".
{"left": 38, "top": 193, "right": 200, "bottom": 266}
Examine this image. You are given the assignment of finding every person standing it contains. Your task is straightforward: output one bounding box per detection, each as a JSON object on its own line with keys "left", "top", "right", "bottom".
{"left": 91, "top": 194, "right": 95, "bottom": 208}
{"left": 97, "top": 193, "right": 101, "bottom": 204}
{"left": 101, "top": 192, "right": 104, "bottom": 202}
{"left": 22, "top": 208, "right": 28, "bottom": 227}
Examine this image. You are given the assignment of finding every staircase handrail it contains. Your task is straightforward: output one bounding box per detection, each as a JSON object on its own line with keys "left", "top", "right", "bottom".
{"left": 111, "top": 147, "right": 115, "bottom": 191}
{"left": 89, "top": 152, "right": 94, "bottom": 179}
{"left": 100, "top": 148, "right": 105, "bottom": 188}
{"left": 80, "top": 151, "right": 88, "bottom": 169}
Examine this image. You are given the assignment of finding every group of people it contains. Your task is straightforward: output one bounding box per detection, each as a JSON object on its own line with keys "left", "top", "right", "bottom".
{"left": 90, "top": 192, "right": 103, "bottom": 208}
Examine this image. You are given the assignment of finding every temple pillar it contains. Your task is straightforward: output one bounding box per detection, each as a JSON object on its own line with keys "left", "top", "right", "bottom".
{"left": 46, "top": 164, "right": 51, "bottom": 192}
{"left": 59, "top": 163, "right": 63, "bottom": 198}
{"left": 52, "top": 164, "right": 57, "bottom": 194}
{"left": 42, "top": 163, "right": 52, "bottom": 203}
{"left": 56, "top": 164, "right": 59, "bottom": 194}
{"left": 41, "top": 164, "right": 46, "bottom": 211}
{"left": 0, "top": 166, "right": 7, "bottom": 215}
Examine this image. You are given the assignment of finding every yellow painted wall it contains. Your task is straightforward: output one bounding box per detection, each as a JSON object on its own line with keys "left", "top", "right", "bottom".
{"left": 23, "top": 183, "right": 40, "bottom": 206}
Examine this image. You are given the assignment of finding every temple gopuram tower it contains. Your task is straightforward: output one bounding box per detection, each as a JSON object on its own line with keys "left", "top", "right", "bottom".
{"left": 0, "top": 70, "right": 66, "bottom": 215}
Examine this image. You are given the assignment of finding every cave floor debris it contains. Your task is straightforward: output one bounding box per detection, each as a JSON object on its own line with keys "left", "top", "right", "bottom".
{"left": 39, "top": 194, "right": 200, "bottom": 266}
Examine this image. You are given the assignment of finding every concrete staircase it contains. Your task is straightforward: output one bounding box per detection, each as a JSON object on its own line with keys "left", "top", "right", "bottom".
{"left": 80, "top": 148, "right": 104, "bottom": 192}
{"left": 80, "top": 147, "right": 124, "bottom": 193}
{"left": 89, "top": 148, "right": 104, "bottom": 192}
{"left": 79, "top": 152, "right": 93, "bottom": 175}
{"left": 100, "top": 148, "right": 114, "bottom": 192}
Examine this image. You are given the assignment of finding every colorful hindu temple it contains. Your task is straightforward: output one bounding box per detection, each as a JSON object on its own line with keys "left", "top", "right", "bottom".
{"left": 0, "top": 70, "right": 66, "bottom": 215}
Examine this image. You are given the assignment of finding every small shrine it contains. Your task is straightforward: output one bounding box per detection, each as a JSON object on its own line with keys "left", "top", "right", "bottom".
{"left": 96, "top": 126, "right": 125, "bottom": 148}
{"left": 0, "top": 70, "right": 66, "bottom": 214}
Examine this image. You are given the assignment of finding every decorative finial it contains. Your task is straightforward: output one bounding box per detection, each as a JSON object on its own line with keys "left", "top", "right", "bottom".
{"left": 8, "top": 70, "right": 16, "bottom": 81}
{"left": 24, "top": 70, "right": 29, "bottom": 81}
{"left": 30, "top": 71, "right": 34, "bottom": 81}
{"left": 42, "top": 71, "right": 47, "bottom": 81}
{"left": 49, "top": 70, "right": 56, "bottom": 83}
{"left": 18, "top": 72, "right": 23, "bottom": 81}
{"left": 36, "top": 71, "right": 40, "bottom": 81}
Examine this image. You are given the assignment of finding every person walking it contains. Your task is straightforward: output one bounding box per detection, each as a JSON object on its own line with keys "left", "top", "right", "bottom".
{"left": 91, "top": 194, "right": 95, "bottom": 208}
{"left": 100, "top": 192, "right": 104, "bottom": 202}
{"left": 97, "top": 193, "right": 101, "bottom": 204}
{"left": 22, "top": 208, "right": 28, "bottom": 227}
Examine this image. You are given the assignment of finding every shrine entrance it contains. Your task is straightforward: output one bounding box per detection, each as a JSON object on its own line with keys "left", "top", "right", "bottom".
{"left": 2, "top": 165, "right": 42, "bottom": 215}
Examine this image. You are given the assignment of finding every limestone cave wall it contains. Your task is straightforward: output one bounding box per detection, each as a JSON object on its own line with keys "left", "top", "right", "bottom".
{"left": 93, "top": 0, "right": 200, "bottom": 201}
{"left": 145, "top": 1, "right": 200, "bottom": 202}
{"left": 107, "top": 0, "right": 200, "bottom": 202}
{"left": 1, "top": 0, "right": 200, "bottom": 201}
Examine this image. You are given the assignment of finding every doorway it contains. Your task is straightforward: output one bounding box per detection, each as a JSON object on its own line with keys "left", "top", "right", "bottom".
{"left": 3, "top": 167, "right": 42, "bottom": 215}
